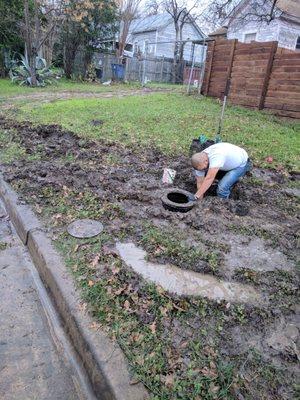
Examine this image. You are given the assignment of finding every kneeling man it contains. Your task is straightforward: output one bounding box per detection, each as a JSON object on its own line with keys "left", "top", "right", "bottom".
{"left": 192, "top": 142, "right": 251, "bottom": 200}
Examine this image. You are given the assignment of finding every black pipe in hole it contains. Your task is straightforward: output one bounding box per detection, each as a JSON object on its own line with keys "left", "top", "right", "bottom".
{"left": 167, "top": 192, "right": 189, "bottom": 204}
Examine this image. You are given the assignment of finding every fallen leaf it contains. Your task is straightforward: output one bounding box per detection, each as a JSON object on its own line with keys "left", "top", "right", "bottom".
{"left": 209, "top": 383, "right": 220, "bottom": 395}
{"left": 90, "top": 321, "right": 100, "bottom": 330}
{"left": 78, "top": 302, "right": 87, "bottom": 313}
{"left": 124, "top": 284, "right": 133, "bottom": 295}
{"left": 131, "top": 332, "right": 144, "bottom": 343}
{"left": 165, "top": 373, "right": 175, "bottom": 387}
{"left": 173, "top": 303, "right": 186, "bottom": 312}
{"left": 156, "top": 285, "right": 166, "bottom": 295}
{"left": 102, "top": 245, "right": 119, "bottom": 257}
{"left": 124, "top": 300, "right": 130, "bottom": 310}
{"left": 129, "top": 378, "right": 140, "bottom": 385}
{"left": 115, "top": 287, "right": 125, "bottom": 296}
{"left": 35, "top": 204, "right": 42, "bottom": 214}
{"left": 159, "top": 306, "right": 169, "bottom": 316}
{"left": 200, "top": 367, "right": 218, "bottom": 379}
{"left": 136, "top": 356, "right": 144, "bottom": 366}
{"left": 203, "top": 346, "right": 217, "bottom": 357}
{"left": 106, "top": 286, "right": 113, "bottom": 295}
{"left": 90, "top": 254, "right": 100, "bottom": 269}
{"left": 149, "top": 321, "right": 157, "bottom": 334}
{"left": 130, "top": 294, "right": 139, "bottom": 304}
{"left": 111, "top": 265, "right": 120, "bottom": 275}
{"left": 180, "top": 340, "right": 189, "bottom": 349}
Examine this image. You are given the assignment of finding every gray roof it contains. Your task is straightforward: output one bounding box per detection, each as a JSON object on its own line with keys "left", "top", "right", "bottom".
{"left": 209, "top": 26, "right": 228, "bottom": 37}
{"left": 130, "top": 13, "right": 173, "bottom": 34}
{"left": 130, "top": 12, "right": 205, "bottom": 37}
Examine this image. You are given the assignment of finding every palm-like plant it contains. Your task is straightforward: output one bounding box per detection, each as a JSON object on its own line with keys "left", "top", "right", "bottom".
{"left": 9, "top": 55, "right": 55, "bottom": 86}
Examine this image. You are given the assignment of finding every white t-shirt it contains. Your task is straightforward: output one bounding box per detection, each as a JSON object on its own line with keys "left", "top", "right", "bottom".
{"left": 195, "top": 143, "right": 248, "bottom": 177}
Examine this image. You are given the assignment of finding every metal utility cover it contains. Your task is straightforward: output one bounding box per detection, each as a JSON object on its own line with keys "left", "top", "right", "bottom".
{"left": 67, "top": 219, "right": 103, "bottom": 238}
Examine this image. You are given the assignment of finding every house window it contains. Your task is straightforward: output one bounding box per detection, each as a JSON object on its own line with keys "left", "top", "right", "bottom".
{"left": 244, "top": 32, "right": 257, "bottom": 43}
{"left": 296, "top": 36, "right": 300, "bottom": 50}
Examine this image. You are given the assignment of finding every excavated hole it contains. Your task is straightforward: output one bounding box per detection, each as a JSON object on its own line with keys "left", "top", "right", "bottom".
{"left": 167, "top": 192, "right": 189, "bottom": 204}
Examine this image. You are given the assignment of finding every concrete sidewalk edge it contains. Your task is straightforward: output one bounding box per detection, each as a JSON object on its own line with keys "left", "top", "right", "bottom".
{"left": 0, "top": 174, "right": 148, "bottom": 400}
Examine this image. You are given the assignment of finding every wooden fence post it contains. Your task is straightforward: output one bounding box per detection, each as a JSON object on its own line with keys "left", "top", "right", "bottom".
{"left": 204, "top": 40, "right": 215, "bottom": 95}
{"left": 258, "top": 41, "right": 278, "bottom": 110}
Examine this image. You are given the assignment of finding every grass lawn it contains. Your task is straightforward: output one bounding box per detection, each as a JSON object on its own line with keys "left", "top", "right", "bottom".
{"left": 0, "top": 77, "right": 143, "bottom": 98}
{"left": 8, "top": 90, "right": 300, "bottom": 171}
{"left": 0, "top": 78, "right": 182, "bottom": 99}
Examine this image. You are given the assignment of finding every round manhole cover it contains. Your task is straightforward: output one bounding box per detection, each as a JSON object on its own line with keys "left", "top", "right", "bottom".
{"left": 67, "top": 219, "right": 104, "bottom": 238}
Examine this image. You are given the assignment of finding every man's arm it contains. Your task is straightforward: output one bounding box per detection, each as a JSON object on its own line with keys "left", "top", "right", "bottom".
{"left": 196, "top": 176, "right": 205, "bottom": 190}
{"left": 195, "top": 168, "right": 219, "bottom": 199}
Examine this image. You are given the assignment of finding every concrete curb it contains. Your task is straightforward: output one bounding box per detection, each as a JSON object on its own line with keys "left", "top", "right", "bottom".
{"left": 0, "top": 176, "right": 41, "bottom": 244}
{"left": 0, "top": 174, "right": 148, "bottom": 400}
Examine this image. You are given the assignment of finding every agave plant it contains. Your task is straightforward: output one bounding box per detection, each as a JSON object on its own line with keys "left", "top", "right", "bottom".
{"left": 9, "top": 55, "right": 55, "bottom": 86}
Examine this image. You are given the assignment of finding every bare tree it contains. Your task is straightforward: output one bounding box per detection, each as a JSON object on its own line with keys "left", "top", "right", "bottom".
{"left": 204, "top": 0, "right": 282, "bottom": 30}
{"left": 116, "top": 0, "right": 142, "bottom": 62}
{"left": 22, "top": 0, "right": 64, "bottom": 85}
{"left": 164, "top": 1, "right": 200, "bottom": 82}
{"left": 145, "top": 0, "right": 160, "bottom": 16}
{"left": 146, "top": 0, "right": 201, "bottom": 82}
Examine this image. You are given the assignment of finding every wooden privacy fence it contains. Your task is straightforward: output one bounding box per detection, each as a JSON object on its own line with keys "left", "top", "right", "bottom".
{"left": 202, "top": 39, "right": 300, "bottom": 119}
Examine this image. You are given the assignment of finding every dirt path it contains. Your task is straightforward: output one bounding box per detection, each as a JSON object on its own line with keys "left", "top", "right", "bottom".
{"left": 1, "top": 87, "right": 171, "bottom": 110}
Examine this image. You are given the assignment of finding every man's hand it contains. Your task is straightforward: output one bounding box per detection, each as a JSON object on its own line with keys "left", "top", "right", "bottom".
{"left": 188, "top": 193, "right": 198, "bottom": 202}
{"left": 194, "top": 193, "right": 203, "bottom": 200}
{"left": 195, "top": 167, "right": 219, "bottom": 198}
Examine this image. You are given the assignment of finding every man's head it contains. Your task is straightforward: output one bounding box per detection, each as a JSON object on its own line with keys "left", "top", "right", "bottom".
{"left": 191, "top": 152, "right": 209, "bottom": 171}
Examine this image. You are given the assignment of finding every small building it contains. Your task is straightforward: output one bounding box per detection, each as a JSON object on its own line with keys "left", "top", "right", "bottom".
{"left": 127, "top": 12, "right": 207, "bottom": 61}
{"left": 225, "top": 0, "right": 300, "bottom": 50}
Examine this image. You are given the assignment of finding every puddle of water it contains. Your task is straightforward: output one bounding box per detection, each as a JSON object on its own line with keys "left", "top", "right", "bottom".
{"left": 116, "top": 242, "right": 262, "bottom": 304}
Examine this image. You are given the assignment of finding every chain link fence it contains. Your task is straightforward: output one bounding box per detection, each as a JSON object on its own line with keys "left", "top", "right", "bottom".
{"left": 93, "top": 51, "right": 206, "bottom": 89}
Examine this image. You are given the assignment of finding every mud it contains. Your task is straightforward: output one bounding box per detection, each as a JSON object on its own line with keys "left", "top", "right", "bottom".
{"left": 1, "top": 116, "right": 298, "bottom": 275}
{"left": 116, "top": 242, "right": 262, "bottom": 303}
{"left": 0, "top": 117, "right": 299, "bottom": 398}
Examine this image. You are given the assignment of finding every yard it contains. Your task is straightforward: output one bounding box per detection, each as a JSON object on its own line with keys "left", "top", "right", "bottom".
{"left": 0, "top": 79, "right": 299, "bottom": 399}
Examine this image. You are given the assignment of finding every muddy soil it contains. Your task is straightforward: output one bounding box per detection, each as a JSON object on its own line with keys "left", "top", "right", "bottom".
{"left": 0, "top": 117, "right": 299, "bottom": 399}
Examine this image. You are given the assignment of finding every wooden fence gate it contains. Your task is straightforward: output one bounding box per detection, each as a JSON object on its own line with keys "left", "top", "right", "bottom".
{"left": 202, "top": 39, "right": 300, "bottom": 119}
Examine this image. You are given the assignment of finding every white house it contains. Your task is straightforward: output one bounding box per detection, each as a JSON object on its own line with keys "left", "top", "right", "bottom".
{"left": 225, "top": 0, "right": 300, "bottom": 50}
{"left": 127, "top": 13, "right": 207, "bottom": 61}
